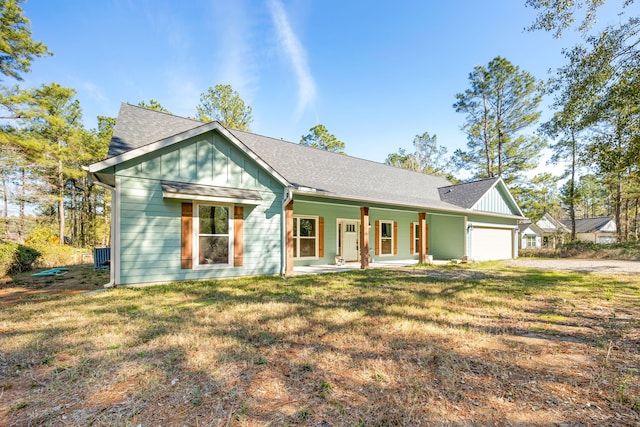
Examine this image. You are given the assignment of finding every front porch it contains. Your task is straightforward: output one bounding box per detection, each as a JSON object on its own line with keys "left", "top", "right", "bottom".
{"left": 291, "top": 258, "right": 449, "bottom": 275}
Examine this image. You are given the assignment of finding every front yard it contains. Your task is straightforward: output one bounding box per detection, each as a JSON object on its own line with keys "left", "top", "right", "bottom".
{"left": 1, "top": 264, "right": 639, "bottom": 425}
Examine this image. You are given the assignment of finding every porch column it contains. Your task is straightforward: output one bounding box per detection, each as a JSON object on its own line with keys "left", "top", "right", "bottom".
{"left": 360, "top": 207, "right": 369, "bottom": 269}
{"left": 285, "top": 200, "right": 294, "bottom": 275}
{"left": 418, "top": 212, "right": 427, "bottom": 264}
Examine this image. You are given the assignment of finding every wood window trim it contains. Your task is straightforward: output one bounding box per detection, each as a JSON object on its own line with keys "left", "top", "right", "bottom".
{"left": 181, "top": 203, "right": 193, "bottom": 269}
{"left": 234, "top": 206, "right": 244, "bottom": 266}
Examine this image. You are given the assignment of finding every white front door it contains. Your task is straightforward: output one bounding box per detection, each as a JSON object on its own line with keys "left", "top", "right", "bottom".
{"left": 342, "top": 221, "right": 359, "bottom": 261}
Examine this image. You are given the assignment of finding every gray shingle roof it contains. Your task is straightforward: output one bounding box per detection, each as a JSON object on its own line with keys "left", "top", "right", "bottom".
{"left": 228, "top": 129, "right": 462, "bottom": 211}
{"left": 561, "top": 216, "right": 615, "bottom": 233}
{"left": 107, "top": 104, "right": 203, "bottom": 158}
{"left": 438, "top": 177, "right": 500, "bottom": 209}
{"left": 102, "top": 104, "right": 523, "bottom": 216}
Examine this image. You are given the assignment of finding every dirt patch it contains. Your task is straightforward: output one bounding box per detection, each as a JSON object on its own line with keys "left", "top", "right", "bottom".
{"left": 0, "top": 265, "right": 109, "bottom": 306}
{"left": 502, "top": 258, "right": 640, "bottom": 274}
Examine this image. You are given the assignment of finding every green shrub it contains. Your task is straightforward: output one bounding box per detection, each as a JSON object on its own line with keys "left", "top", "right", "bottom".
{"left": 0, "top": 241, "right": 41, "bottom": 276}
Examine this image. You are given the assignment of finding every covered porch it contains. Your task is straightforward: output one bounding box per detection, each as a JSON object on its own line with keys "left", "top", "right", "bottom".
{"left": 291, "top": 258, "right": 453, "bottom": 275}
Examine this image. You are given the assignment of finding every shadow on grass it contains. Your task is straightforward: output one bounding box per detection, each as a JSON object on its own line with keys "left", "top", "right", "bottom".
{"left": 1, "top": 266, "right": 639, "bottom": 425}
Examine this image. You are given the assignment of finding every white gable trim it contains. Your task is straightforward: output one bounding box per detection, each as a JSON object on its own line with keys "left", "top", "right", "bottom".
{"left": 87, "top": 122, "right": 290, "bottom": 188}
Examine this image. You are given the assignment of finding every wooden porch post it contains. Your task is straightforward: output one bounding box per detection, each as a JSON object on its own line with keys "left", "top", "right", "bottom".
{"left": 418, "top": 212, "right": 427, "bottom": 264}
{"left": 360, "top": 207, "right": 369, "bottom": 269}
{"left": 285, "top": 200, "right": 294, "bottom": 275}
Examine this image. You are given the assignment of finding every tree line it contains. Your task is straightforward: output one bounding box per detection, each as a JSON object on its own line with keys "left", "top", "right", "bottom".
{"left": 1, "top": 0, "right": 638, "bottom": 250}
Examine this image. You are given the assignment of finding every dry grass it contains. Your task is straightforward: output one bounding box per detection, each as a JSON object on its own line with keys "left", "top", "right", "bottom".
{"left": 1, "top": 264, "right": 639, "bottom": 426}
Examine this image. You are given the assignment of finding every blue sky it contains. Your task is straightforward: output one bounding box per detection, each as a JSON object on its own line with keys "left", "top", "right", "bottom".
{"left": 21, "top": 0, "right": 626, "bottom": 166}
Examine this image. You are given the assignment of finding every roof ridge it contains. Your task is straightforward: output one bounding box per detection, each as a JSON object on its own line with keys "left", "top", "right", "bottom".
{"left": 229, "top": 128, "right": 450, "bottom": 180}
{"left": 123, "top": 102, "right": 204, "bottom": 124}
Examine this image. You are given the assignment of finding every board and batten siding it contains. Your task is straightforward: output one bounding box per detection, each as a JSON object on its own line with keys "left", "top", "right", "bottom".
{"left": 474, "top": 185, "right": 517, "bottom": 215}
{"left": 115, "top": 130, "right": 284, "bottom": 285}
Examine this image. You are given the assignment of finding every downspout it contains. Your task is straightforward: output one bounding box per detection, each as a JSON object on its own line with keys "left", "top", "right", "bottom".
{"left": 84, "top": 169, "right": 116, "bottom": 288}
{"left": 281, "top": 187, "right": 294, "bottom": 275}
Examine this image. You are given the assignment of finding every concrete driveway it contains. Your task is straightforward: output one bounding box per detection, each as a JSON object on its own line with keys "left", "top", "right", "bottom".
{"left": 502, "top": 258, "right": 640, "bottom": 274}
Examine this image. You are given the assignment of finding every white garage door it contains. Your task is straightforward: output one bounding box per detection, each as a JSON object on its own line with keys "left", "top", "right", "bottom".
{"left": 471, "top": 227, "right": 513, "bottom": 261}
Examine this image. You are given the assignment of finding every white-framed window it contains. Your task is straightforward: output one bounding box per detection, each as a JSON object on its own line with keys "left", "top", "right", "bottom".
{"left": 194, "top": 203, "right": 233, "bottom": 267}
{"left": 293, "top": 216, "right": 318, "bottom": 258}
{"left": 413, "top": 222, "right": 420, "bottom": 253}
{"left": 379, "top": 220, "right": 394, "bottom": 255}
{"left": 525, "top": 235, "right": 536, "bottom": 248}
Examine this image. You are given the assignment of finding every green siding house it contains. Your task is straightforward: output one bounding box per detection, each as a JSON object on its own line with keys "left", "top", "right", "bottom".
{"left": 87, "top": 104, "right": 525, "bottom": 286}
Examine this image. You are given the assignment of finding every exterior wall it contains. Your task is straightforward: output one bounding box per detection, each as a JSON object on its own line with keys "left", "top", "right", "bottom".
{"left": 429, "top": 214, "right": 465, "bottom": 260}
{"left": 520, "top": 230, "right": 542, "bottom": 249}
{"left": 290, "top": 197, "right": 518, "bottom": 264}
{"left": 474, "top": 185, "right": 516, "bottom": 215}
{"left": 115, "top": 131, "right": 284, "bottom": 285}
{"left": 575, "top": 232, "right": 616, "bottom": 244}
{"left": 291, "top": 199, "right": 422, "bottom": 265}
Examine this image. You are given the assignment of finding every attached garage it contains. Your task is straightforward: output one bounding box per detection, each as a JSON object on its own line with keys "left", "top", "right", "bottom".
{"left": 469, "top": 226, "right": 514, "bottom": 261}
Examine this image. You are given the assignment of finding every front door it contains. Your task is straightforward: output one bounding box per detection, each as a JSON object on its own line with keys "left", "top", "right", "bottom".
{"left": 342, "top": 221, "right": 359, "bottom": 261}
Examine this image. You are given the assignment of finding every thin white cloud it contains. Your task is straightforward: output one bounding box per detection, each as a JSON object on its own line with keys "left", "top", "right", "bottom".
{"left": 207, "top": 0, "right": 260, "bottom": 104}
{"left": 268, "top": 0, "right": 317, "bottom": 116}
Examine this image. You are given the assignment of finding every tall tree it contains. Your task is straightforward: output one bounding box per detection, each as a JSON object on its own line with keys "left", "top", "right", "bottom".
{"left": 512, "top": 173, "right": 562, "bottom": 221}
{"left": 300, "top": 124, "right": 346, "bottom": 154}
{"left": 385, "top": 132, "right": 454, "bottom": 179}
{"left": 137, "top": 99, "right": 170, "bottom": 113}
{"left": 575, "top": 174, "right": 609, "bottom": 218}
{"left": 0, "top": 0, "right": 50, "bottom": 81}
{"left": 196, "top": 84, "right": 253, "bottom": 130}
{"left": 529, "top": 0, "right": 639, "bottom": 241}
{"left": 7, "top": 83, "right": 85, "bottom": 244}
{"left": 453, "top": 56, "right": 545, "bottom": 184}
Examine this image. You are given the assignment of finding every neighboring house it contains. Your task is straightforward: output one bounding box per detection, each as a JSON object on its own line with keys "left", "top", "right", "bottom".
{"left": 561, "top": 216, "right": 617, "bottom": 244}
{"left": 535, "top": 212, "right": 569, "bottom": 249}
{"left": 87, "top": 104, "right": 526, "bottom": 286}
{"left": 518, "top": 220, "right": 543, "bottom": 249}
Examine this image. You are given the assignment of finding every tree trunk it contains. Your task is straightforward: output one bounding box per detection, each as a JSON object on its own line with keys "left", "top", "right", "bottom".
{"left": 1, "top": 168, "right": 8, "bottom": 236}
{"left": 19, "top": 168, "right": 25, "bottom": 242}
{"left": 569, "top": 129, "right": 576, "bottom": 241}
{"left": 58, "top": 158, "right": 65, "bottom": 246}
{"left": 624, "top": 197, "right": 629, "bottom": 241}
{"left": 615, "top": 172, "right": 622, "bottom": 242}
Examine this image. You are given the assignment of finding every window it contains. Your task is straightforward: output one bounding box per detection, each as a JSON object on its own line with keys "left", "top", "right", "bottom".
{"left": 195, "top": 204, "right": 232, "bottom": 266}
{"left": 525, "top": 235, "right": 536, "bottom": 248}
{"left": 293, "top": 216, "right": 318, "bottom": 258}
{"left": 413, "top": 222, "right": 420, "bottom": 254}
{"left": 379, "top": 220, "right": 394, "bottom": 255}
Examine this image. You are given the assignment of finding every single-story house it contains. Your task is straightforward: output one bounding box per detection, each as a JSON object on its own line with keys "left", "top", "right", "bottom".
{"left": 87, "top": 104, "right": 526, "bottom": 286}
{"left": 561, "top": 216, "right": 617, "bottom": 244}
{"left": 535, "top": 212, "right": 569, "bottom": 249}
{"left": 518, "top": 220, "right": 543, "bottom": 249}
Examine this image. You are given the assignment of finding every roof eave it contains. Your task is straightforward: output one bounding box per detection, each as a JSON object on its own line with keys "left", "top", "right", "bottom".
{"left": 292, "top": 189, "right": 525, "bottom": 220}
{"left": 87, "top": 122, "right": 291, "bottom": 188}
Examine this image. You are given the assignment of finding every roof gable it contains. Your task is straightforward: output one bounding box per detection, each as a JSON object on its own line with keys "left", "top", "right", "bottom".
{"left": 536, "top": 213, "right": 570, "bottom": 233}
{"left": 89, "top": 106, "right": 525, "bottom": 218}
{"left": 107, "top": 104, "right": 203, "bottom": 158}
{"left": 438, "top": 177, "right": 523, "bottom": 216}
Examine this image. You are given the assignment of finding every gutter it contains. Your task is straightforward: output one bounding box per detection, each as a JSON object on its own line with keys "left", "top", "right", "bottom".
{"left": 84, "top": 168, "right": 116, "bottom": 288}
{"left": 281, "top": 187, "right": 294, "bottom": 275}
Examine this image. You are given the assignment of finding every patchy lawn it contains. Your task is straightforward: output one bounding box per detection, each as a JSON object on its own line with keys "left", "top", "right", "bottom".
{"left": 0, "top": 264, "right": 110, "bottom": 307}
{"left": 0, "top": 265, "right": 638, "bottom": 426}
